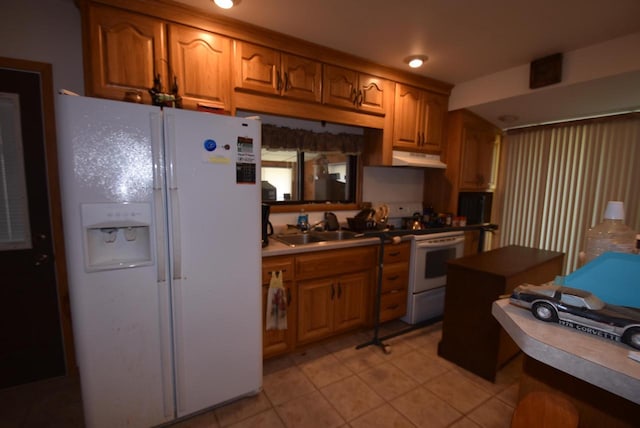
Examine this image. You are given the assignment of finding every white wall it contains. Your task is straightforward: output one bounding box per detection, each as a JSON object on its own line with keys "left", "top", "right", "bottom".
{"left": 362, "top": 166, "right": 424, "bottom": 205}
{"left": 1, "top": 0, "right": 84, "bottom": 94}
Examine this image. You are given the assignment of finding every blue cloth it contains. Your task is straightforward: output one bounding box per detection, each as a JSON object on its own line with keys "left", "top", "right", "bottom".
{"left": 559, "top": 252, "right": 640, "bottom": 308}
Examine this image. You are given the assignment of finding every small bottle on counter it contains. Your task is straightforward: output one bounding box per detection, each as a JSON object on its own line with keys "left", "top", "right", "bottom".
{"left": 297, "top": 210, "right": 309, "bottom": 231}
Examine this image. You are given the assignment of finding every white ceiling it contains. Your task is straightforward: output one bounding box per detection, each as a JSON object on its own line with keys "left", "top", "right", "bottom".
{"left": 177, "top": 0, "right": 640, "bottom": 129}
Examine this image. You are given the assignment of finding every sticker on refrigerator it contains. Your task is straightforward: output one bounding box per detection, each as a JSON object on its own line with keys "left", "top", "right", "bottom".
{"left": 236, "top": 163, "right": 256, "bottom": 184}
{"left": 201, "top": 138, "right": 231, "bottom": 164}
{"left": 236, "top": 136, "right": 255, "bottom": 163}
{"left": 235, "top": 136, "right": 256, "bottom": 184}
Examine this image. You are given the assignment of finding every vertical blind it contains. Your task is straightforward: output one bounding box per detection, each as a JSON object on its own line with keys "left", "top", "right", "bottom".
{"left": 496, "top": 113, "right": 640, "bottom": 274}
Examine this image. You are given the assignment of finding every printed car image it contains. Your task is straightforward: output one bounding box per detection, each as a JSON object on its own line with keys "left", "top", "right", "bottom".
{"left": 510, "top": 283, "right": 640, "bottom": 350}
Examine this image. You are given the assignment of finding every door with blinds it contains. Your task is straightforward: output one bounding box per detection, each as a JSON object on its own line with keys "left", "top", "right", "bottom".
{"left": 0, "top": 61, "right": 67, "bottom": 387}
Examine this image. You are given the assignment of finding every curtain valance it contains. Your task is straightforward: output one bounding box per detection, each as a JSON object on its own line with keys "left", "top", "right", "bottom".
{"left": 262, "top": 124, "right": 364, "bottom": 154}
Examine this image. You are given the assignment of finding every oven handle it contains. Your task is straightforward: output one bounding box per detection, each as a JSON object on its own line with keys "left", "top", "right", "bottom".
{"left": 415, "top": 236, "right": 466, "bottom": 249}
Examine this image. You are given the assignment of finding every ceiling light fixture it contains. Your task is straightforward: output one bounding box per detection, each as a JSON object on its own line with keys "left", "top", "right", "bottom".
{"left": 213, "top": 0, "right": 239, "bottom": 9}
{"left": 404, "top": 55, "right": 429, "bottom": 69}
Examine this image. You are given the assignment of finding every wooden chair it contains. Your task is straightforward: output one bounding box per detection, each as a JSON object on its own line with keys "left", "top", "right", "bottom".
{"left": 511, "top": 391, "right": 579, "bottom": 428}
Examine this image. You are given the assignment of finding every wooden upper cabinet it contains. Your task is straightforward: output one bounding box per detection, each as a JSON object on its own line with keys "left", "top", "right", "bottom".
{"left": 392, "top": 84, "right": 423, "bottom": 150}
{"left": 86, "top": 4, "right": 167, "bottom": 104}
{"left": 168, "top": 24, "right": 232, "bottom": 111}
{"left": 424, "top": 91, "right": 448, "bottom": 153}
{"left": 323, "top": 65, "right": 389, "bottom": 115}
{"left": 459, "top": 125, "right": 500, "bottom": 190}
{"left": 392, "top": 83, "right": 447, "bottom": 154}
{"left": 234, "top": 41, "right": 322, "bottom": 102}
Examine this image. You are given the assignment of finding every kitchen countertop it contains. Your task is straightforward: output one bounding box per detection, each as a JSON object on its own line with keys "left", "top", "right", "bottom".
{"left": 262, "top": 223, "right": 498, "bottom": 257}
{"left": 492, "top": 298, "right": 640, "bottom": 405}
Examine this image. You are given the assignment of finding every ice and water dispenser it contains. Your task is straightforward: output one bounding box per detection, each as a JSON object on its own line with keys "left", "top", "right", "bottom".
{"left": 81, "top": 202, "right": 153, "bottom": 271}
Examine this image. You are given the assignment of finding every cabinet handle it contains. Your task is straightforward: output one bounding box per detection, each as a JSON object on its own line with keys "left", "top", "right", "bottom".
{"left": 387, "top": 275, "right": 400, "bottom": 281}
{"left": 287, "top": 288, "right": 292, "bottom": 307}
{"left": 284, "top": 72, "right": 291, "bottom": 91}
{"left": 338, "top": 282, "right": 342, "bottom": 298}
{"left": 276, "top": 69, "right": 283, "bottom": 91}
{"left": 386, "top": 304, "right": 400, "bottom": 310}
{"left": 351, "top": 88, "right": 358, "bottom": 105}
{"left": 388, "top": 251, "right": 400, "bottom": 257}
{"left": 331, "top": 283, "right": 335, "bottom": 300}
{"left": 356, "top": 89, "right": 363, "bottom": 107}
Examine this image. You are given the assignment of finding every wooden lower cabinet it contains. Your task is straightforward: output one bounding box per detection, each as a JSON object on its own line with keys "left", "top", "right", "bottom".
{"left": 262, "top": 256, "right": 295, "bottom": 359}
{"left": 378, "top": 241, "right": 410, "bottom": 322}
{"left": 262, "top": 245, "right": 377, "bottom": 356}
{"left": 297, "top": 270, "right": 370, "bottom": 343}
{"left": 295, "top": 245, "right": 376, "bottom": 345}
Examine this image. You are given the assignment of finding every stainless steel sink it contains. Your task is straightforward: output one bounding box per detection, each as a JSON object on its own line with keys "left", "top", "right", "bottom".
{"left": 273, "top": 230, "right": 362, "bottom": 247}
{"left": 311, "top": 230, "right": 360, "bottom": 241}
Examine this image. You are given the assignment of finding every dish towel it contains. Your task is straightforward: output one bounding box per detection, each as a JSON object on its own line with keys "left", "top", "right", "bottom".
{"left": 266, "top": 270, "right": 287, "bottom": 330}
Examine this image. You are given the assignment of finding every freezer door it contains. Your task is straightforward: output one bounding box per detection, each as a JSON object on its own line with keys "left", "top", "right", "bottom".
{"left": 163, "top": 108, "right": 262, "bottom": 416}
{"left": 55, "top": 95, "right": 175, "bottom": 427}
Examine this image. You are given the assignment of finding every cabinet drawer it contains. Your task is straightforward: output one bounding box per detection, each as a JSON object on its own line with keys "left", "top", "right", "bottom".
{"left": 262, "top": 257, "right": 294, "bottom": 285}
{"left": 379, "top": 291, "right": 407, "bottom": 322}
{"left": 296, "top": 246, "right": 376, "bottom": 280}
{"left": 380, "top": 263, "right": 408, "bottom": 293}
{"left": 383, "top": 241, "right": 411, "bottom": 264}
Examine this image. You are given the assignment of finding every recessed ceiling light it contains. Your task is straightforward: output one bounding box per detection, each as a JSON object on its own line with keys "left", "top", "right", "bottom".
{"left": 404, "top": 55, "right": 429, "bottom": 69}
{"left": 213, "top": 0, "right": 239, "bottom": 9}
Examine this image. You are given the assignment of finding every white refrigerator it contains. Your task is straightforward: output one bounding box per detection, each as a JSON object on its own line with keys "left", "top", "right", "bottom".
{"left": 55, "top": 94, "right": 262, "bottom": 427}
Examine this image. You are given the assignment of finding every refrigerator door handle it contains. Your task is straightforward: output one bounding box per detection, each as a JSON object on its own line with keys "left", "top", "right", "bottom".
{"left": 164, "top": 112, "right": 183, "bottom": 281}
{"left": 170, "top": 189, "right": 183, "bottom": 280}
{"left": 151, "top": 112, "right": 167, "bottom": 283}
{"left": 151, "top": 112, "right": 174, "bottom": 418}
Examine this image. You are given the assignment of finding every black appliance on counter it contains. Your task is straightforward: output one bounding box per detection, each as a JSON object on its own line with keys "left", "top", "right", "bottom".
{"left": 262, "top": 180, "right": 276, "bottom": 201}
{"left": 261, "top": 203, "right": 273, "bottom": 247}
{"left": 458, "top": 192, "right": 492, "bottom": 224}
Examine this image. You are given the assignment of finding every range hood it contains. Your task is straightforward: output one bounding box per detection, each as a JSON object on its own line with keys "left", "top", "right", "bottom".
{"left": 391, "top": 150, "right": 446, "bottom": 169}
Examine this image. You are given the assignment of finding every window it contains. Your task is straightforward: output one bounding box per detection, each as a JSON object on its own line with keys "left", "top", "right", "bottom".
{"left": 261, "top": 149, "right": 357, "bottom": 203}
{"left": 241, "top": 112, "right": 364, "bottom": 205}
{"left": 496, "top": 113, "right": 640, "bottom": 273}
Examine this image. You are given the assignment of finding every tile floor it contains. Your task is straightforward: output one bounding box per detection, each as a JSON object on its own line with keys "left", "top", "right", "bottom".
{"left": 0, "top": 321, "right": 523, "bottom": 428}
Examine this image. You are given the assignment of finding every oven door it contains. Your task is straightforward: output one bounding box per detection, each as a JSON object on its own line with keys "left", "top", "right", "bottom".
{"left": 412, "top": 235, "right": 465, "bottom": 293}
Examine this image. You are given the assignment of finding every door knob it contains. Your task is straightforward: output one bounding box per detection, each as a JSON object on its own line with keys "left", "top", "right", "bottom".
{"left": 34, "top": 253, "right": 49, "bottom": 266}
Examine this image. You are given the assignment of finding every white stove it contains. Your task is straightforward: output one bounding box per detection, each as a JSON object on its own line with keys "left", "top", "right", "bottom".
{"left": 376, "top": 202, "right": 466, "bottom": 324}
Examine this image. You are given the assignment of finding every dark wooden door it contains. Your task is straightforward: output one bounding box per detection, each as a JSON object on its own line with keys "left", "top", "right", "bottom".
{"left": 0, "top": 61, "right": 68, "bottom": 388}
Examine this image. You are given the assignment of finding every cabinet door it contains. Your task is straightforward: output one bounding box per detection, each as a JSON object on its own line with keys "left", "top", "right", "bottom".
{"left": 281, "top": 53, "right": 322, "bottom": 102}
{"left": 234, "top": 42, "right": 279, "bottom": 95}
{"left": 262, "top": 283, "right": 296, "bottom": 358}
{"left": 459, "top": 126, "right": 498, "bottom": 190}
{"left": 322, "top": 65, "right": 358, "bottom": 110}
{"left": 297, "top": 278, "right": 334, "bottom": 343}
{"left": 392, "top": 83, "right": 423, "bottom": 151}
{"left": 423, "top": 92, "right": 447, "bottom": 153}
{"left": 87, "top": 5, "right": 167, "bottom": 104}
{"left": 262, "top": 257, "right": 295, "bottom": 358}
{"left": 333, "top": 271, "right": 369, "bottom": 333}
{"left": 168, "top": 24, "right": 231, "bottom": 111}
{"left": 358, "top": 73, "right": 388, "bottom": 115}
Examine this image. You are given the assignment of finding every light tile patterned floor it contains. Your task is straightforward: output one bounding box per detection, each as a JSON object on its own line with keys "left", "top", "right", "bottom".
{"left": 0, "top": 321, "right": 522, "bottom": 428}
